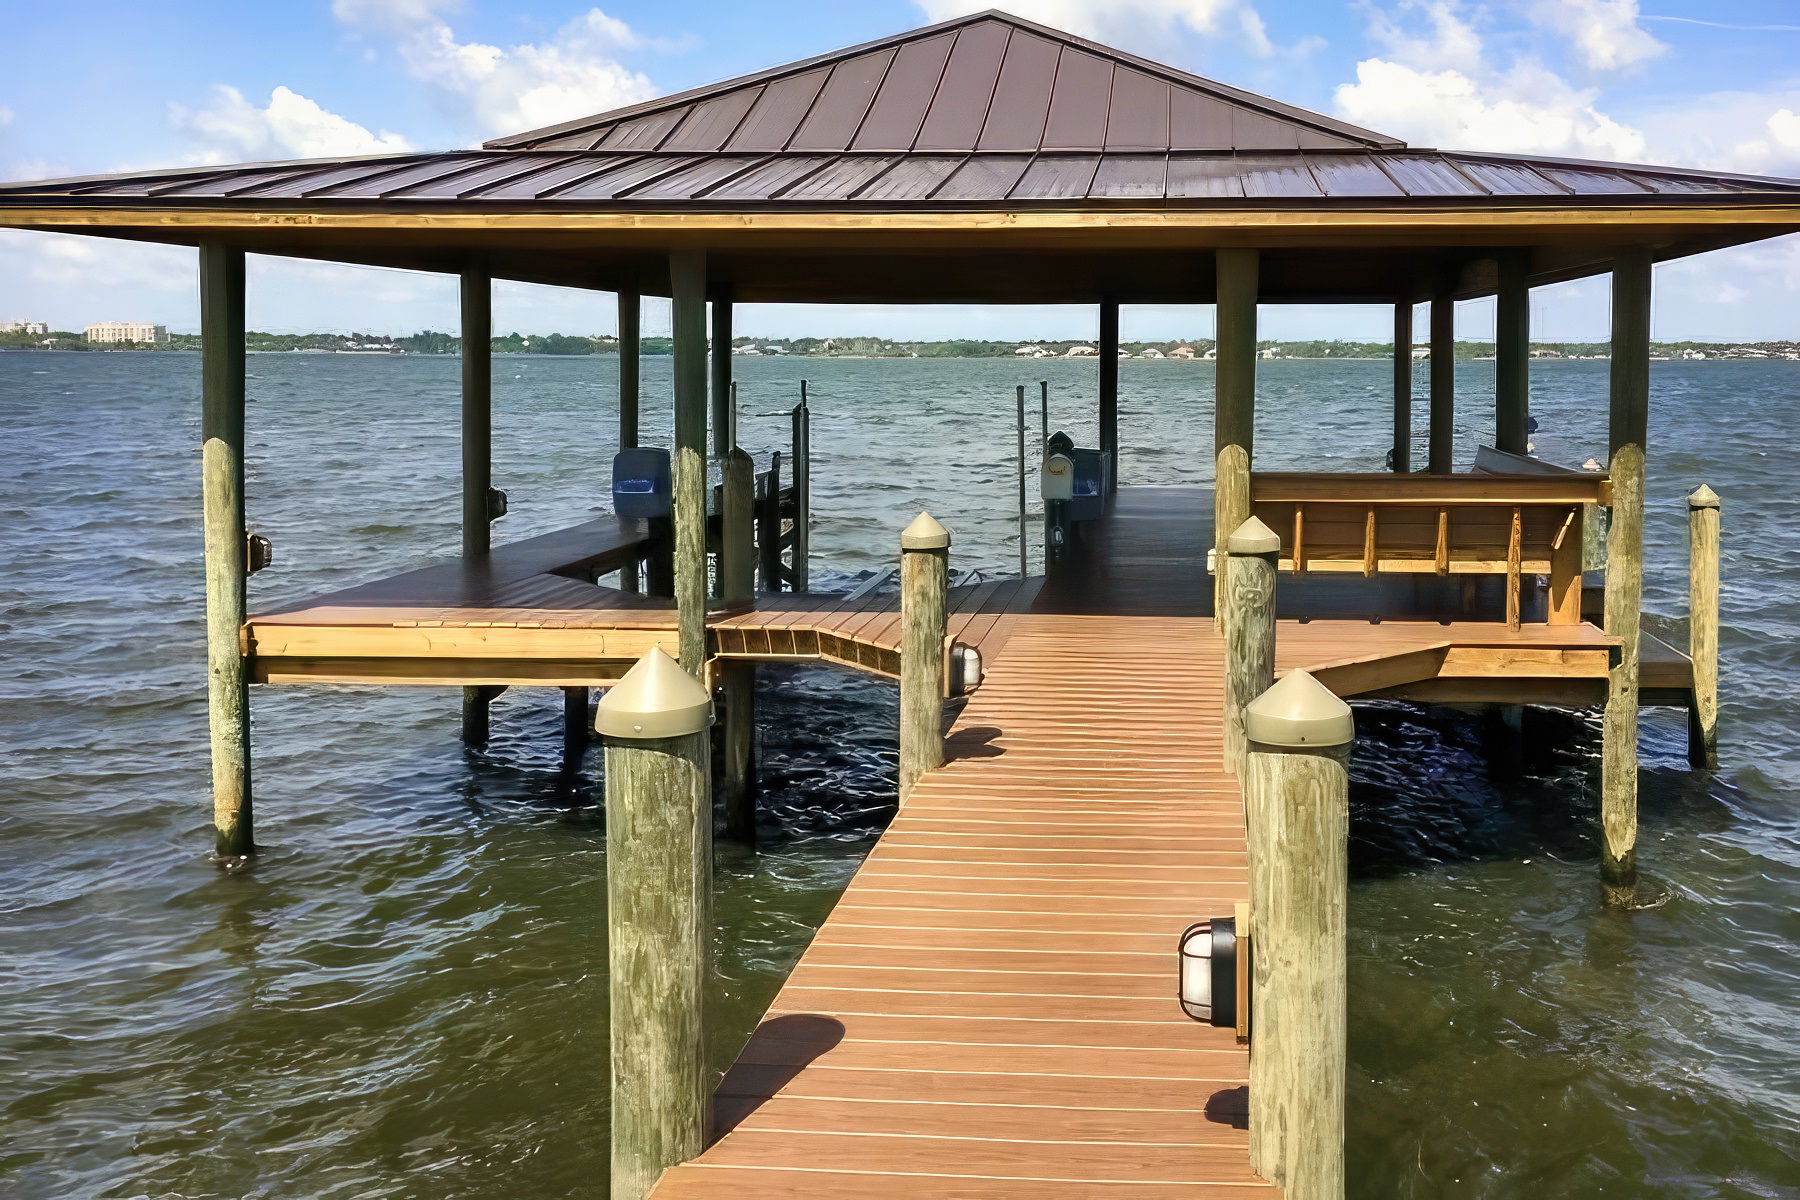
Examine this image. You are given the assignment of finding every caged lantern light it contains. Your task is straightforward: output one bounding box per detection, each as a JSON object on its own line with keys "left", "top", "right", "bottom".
{"left": 1178, "top": 916, "right": 1241, "bottom": 1028}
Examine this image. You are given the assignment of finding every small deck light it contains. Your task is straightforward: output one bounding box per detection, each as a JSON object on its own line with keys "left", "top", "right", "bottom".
{"left": 1178, "top": 916, "right": 1239, "bottom": 1028}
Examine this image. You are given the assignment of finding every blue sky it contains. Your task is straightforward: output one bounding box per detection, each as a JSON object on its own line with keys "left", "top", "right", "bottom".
{"left": 3, "top": 0, "right": 1800, "bottom": 342}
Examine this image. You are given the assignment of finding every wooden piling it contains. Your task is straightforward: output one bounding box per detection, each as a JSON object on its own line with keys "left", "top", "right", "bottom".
{"left": 460, "top": 684, "right": 504, "bottom": 746}
{"left": 720, "top": 662, "right": 756, "bottom": 842}
{"left": 1243, "top": 670, "right": 1353, "bottom": 1198}
{"left": 618, "top": 287, "right": 641, "bottom": 593}
{"left": 1223, "top": 517, "right": 1279, "bottom": 775}
{"left": 1099, "top": 297, "right": 1119, "bottom": 487}
{"left": 899, "top": 513, "right": 950, "bottom": 803}
{"left": 461, "top": 266, "right": 495, "bottom": 740}
{"left": 562, "top": 686, "right": 589, "bottom": 763}
{"left": 722, "top": 448, "right": 755, "bottom": 605}
{"left": 1215, "top": 248, "right": 1258, "bottom": 628}
{"left": 1428, "top": 288, "right": 1455, "bottom": 474}
{"left": 758, "top": 452, "right": 782, "bottom": 593}
{"left": 1391, "top": 301, "right": 1412, "bottom": 473}
{"left": 598, "top": 649, "right": 713, "bottom": 1200}
{"left": 1495, "top": 251, "right": 1531, "bottom": 456}
{"left": 1687, "top": 484, "right": 1720, "bottom": 769}
{"left": 200, "top": 242, "right": 251, "bottom": 858}
{"left": 1602, "top": 247, "right": 1652, "bottom": 902}
{"left": 670, "top": 251, "right": 709, "bottom": 675}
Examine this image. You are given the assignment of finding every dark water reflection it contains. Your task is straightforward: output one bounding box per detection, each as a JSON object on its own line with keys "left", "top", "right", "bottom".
{"left": 1, "top": 351, "right": 1795, "bottom": 1197}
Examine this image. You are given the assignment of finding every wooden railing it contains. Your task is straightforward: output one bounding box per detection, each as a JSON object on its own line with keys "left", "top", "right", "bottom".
{"left": 1250, "top": 472, "right": 1611, "bottom": 627}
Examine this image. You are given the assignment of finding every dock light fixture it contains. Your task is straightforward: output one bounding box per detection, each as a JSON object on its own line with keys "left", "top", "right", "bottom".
{"left": 1178, "top": 916, "right": 1240, "bottom": 1028}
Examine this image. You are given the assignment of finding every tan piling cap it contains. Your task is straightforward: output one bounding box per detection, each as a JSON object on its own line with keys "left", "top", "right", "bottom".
{"left": 1244, "top": 669, "right": 1354, "bottom": 748}
{"left": 1688, "top": 484, "right": 1720, "bottom": 509}
{"left": 595, "top": 647, "right": 713, "bottom": 739}
{"left": 1228, "top": 516, "right": 1281, "bottom": 556}
{"left": 901, "top": 511, "right": 951, "bottom": 550}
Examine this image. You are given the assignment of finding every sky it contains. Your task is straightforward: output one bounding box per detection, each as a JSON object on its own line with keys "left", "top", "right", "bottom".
{"left": 3, "top": 0, "right": 1800, "bottom": 343}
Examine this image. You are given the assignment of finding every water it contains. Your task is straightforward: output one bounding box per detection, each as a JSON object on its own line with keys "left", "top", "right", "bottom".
{"left": 1, "top": 351, "right": 1795, "bottom": 1198}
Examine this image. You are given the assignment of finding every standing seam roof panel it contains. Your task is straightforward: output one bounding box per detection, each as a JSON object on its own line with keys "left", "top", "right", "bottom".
{"left": 1089, "top": 153, "right": 1168, "bottom": 198}
{"left": 1452, "top": 160, "right": 1568, "bottom": 196}
{"left": 313, "top": 156, "right": 495, "bottom": 199}
{"left": 932, "top": 153, "right": 1034, "bottom": 200}
{"left": 234, "top": 160, "right": 422, "bottom": 199}
{"left": 1168, "top": 89, "right": 1236, "bottom": 151}
{"left": 662, "top": 88, "right": 765, "bottom": 152}
{"left": 1043, "top": 49, "right": 1114, "bottom": 151}
{"left": 1305, "top": 154, "right": 1405, "bottom": 198}
{"left": 977, "top": 30, "right": 1061, "bottom": 150}
{"left": 1105, "top": 70, "right": 1172, "bottom": 151}
{"left": 472, "top": 156, "right": 636, "bottom": 200}
{"left": 599, "top": 108, "right": 688, "bottom": 150}
{"left": 851, "top": 32, "right": 957, "bottom": 150}
{"left": 728, "top": 68, "right": 832, "bottom": 151}
{"left": 789, "top": 50, "right": 897, "bottom": 151}
{"left": 854, "top": 154, "right": 965, "bottom": 200}
{"left": 628, "top": 156, "right": 770, "bottom": 200}
{"left": 1236, "top": 154, "right": 1323, "bottom": 197}
{"left": 1376, "top": 154, "right": 1488, "bottom": 197}
{"left": 1011, "top": 153, "right": 1102, "bottom": 199}
{"left": 1535, "top": 166, "right": 1651, "bottom": 195}
{"left": 704, "top": 155, "right": 836, "bottom": 199}
{"left": 914, "top": 21, "right": 1012, "bottom": 151}
{"left": 152, "top": 167, "right": 323, "bottom": 198}
{"left": 779, "top": 155, "right": 901, "bottom": 199}
{"left": 552, "top": 156, "right": 703, "bottom": 199}
{"left": 1232, "top": 109, "right": 1303, "bottom": 151}
{"left": 1167, "top": 154, "right": 1247, "bottom": 197}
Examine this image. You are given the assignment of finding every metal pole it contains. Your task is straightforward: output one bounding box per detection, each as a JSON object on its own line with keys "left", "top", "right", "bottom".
{"left": 792, "top": 382, "right": 810, "bottom": 593}
{"left": 1039, "top": 379, "right": 1049, "bottom": 454}
{"left": 1016, "top": 384, "right": 1028, "bottom": 579}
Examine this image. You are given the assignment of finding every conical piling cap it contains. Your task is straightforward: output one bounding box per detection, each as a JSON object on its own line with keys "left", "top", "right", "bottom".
{"left": 1244, "top": 669, "right": 1354, "bottom": 748}
{"left": 901, "top": 511, "right": 951, "bottom": 551}
{"left": 1228, "top": 516, "right": 1281, "bottom": 555}
{"left": 595, "top": 646, "right": 712, "bottom": 739}
{"left": 1687, "top": 484, "right": 1720, "bottom": 509}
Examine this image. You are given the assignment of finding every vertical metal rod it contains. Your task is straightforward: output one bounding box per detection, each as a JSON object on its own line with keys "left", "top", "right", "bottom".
{"left": 1016, "top": 384, "right": 1029, "bottom": 578}
{"left": 618, "top": 286, "right": 642, "bottom": 594}
{"left": 729, "top": 380, "right": 738, "bottom": 450}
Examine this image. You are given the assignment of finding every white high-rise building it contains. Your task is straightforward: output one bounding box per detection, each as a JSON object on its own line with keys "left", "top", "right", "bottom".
{"left": 85, "top": 322, "right": 169, "bottom": 344}
{"left": 1, "top": 320, "right": 49, "bottom": 335}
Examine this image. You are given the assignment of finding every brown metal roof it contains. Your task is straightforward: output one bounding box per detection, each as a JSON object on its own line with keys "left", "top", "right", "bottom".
{"left": 486, "top": 12, "right": 1400, "bottom": 155}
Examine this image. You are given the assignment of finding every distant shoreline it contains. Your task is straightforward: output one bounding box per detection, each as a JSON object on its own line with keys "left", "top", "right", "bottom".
{"left": 5, "top": 331, "right": 1798, "bottom": 362}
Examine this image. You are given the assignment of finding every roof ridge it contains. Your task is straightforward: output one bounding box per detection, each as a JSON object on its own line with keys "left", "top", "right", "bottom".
{"left": 483, "top": 10, "right": 1404, "bottom": 152}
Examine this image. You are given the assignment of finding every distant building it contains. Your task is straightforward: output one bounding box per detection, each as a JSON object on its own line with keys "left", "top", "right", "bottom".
{"left": 1065, "top": 345, "right": 1097, "bottom": 357}
{"left": 86, "top": 322, "right": 168, "bottom": 344}
{"left": 1, "top": 320, "right": 49, "bottom": 335}
{"left": 1014, "top": 344, "right": 1051, "bottom": 357}
{"left": 1139, "top": 347, "right": 1165, "bottom": 359}
{"left": 1168, "top": 344, "right": 1196, "bottom": 360}
{"left": 1203, "top": 348, "right": 1218, "bottom": 360}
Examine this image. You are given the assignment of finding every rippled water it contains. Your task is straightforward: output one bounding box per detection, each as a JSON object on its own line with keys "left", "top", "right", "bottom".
{"left": 1, "top": 351, "right": 1795, "bottom": 1198}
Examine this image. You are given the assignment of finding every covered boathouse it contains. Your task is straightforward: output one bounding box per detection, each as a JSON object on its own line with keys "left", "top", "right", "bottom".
{"left": 4, "top": 10, "right": 1798, "bottom": 1199}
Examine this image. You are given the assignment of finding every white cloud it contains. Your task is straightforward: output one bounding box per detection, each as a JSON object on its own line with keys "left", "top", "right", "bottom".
{"left": 1529, "top": 0, "right": 1665, "bottom": 72}
{"left": 0, "top": 106, "right": 13, "bottom": 127}
{"left": 332, "top": 0, "right": 656, "bottom": 136}
{"left": 171, "top": 85, "right": 414, "bottom": 164}
{"left": 1335, "top": 57, "right": 1645, "bottom": 158}
{"left": 915, "top": 0, "right": 1278, "bottom": 55}
{"left": 1770, "top": 109, "right": 1800, "bottom": 151}
{"left": 1365, "top": 0, "right": 1483, "bottom": 72}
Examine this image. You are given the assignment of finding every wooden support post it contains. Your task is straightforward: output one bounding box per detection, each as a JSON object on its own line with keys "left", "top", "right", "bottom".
{"left": 461, "top": 266, "right": 495, "bottom": 740}
{"left": 1548, "top": 505, "right": 1584, "bottom": 624}
{"left": 200, "top": 241, "right": 252, "bottom": 859}
{"left": 618, "top": 287, "right": 641, "bottom": 593}
{"left": 1223, "top": 518, "right": 1279, "bottom": 776}
{"left": 720, "top": 662, "right": 756, "bottom": 842}
{"left": 1243, "top": 670, "right": 1353, "bottom": 1198}
{"left": 670, "top": 251, "right": 709, "bottom": 675}
{"left": 461, "top": 684, "right": 504, "bottom": 746}
{"left": 1602, "top": 248, "right": 1652, "bottom": 903}
{"left": 461, "top": 266, "right": 493, "bottom": 559}
{"left": 1495, "top": 251, "right": 1531, "bottom": 456}
{"left": 597, "top": 650, "right": 712, "bottom": 1200}
{"left": 791, "top": 386, "right": 811, "bottom": 592}
{"left": 562, "top": 686, "right": 589, "bottom": 764}
{"left": 1428, "top": 288, "right": 1455, "bottom": 474}
{"left": 758, "top": 452, "right": 782, "bottom": 593}
{"left": 722, "top": 448, "right": 754, "bottom": 605}
{"left": 710, "top": 286, "right": 732, "bottom": 457}
{"left": 1099, "top": 298, "right": 1119, "bottom": 489}
{"left": 1687, "top": 485, "right": 1721, "bottom": 769}
{"left": 899, "top": 513, "right": 950, "bottom": 803}
{"left": 1392, "top": 301, "right": 1412, "bottom": 473}
{"left": 1215, "top": 249, "right": 1258, "bottom": 629}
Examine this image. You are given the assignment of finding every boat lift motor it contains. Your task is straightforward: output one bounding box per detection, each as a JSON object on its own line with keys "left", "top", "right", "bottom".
{"left": 612, "top": 447, "right": 672, "bottom": 519}
{"left": 1042, "top": 432, "right": 1076, "bottom": 563}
